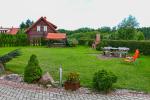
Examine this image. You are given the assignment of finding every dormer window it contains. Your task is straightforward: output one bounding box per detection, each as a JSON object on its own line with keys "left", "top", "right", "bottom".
{"left": 44, "top": 26, "right": 47, "bottom": 32}
{"left": 37, "top": 26, "right": 40, "bottom": 32}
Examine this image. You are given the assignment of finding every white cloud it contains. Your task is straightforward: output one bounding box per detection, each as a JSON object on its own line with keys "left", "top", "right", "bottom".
{"left": 0, "top": 0, "right": 150, "bottom": 29}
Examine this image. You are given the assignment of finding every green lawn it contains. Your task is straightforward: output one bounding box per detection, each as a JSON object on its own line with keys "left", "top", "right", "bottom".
{"left": 0, "top": 46, "right": 150, "bottom": 92}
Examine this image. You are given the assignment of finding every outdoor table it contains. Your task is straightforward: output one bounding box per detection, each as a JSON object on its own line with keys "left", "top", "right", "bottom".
{"left": 118, "top": 47, "right": 130, "bottom": 57}
{"left": 102, "top": 47, "right": 130, "bottom": 57}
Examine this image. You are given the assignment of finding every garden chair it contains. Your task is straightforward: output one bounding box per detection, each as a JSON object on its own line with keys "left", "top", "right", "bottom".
{"left": 123, "top": 49, "right": 140, "bottom": 63}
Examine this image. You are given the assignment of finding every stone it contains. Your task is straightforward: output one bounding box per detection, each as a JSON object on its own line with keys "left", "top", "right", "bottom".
{"left": 3, "top": 74, "right": 23, "bottom": 83}
{"left": 39, "top": 72, "right": 55, "bottom": 86}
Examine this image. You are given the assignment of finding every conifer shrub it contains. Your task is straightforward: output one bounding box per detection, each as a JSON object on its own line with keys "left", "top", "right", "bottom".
{"left": 24, "top": 54, "right": 42, "bottom": 83}
{"left": 93, "top": 69, "right": 117, "bottom": 93}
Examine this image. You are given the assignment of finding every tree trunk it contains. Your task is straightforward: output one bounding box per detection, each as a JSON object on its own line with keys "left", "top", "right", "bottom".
{"left": 0, "top": 63, "right": 5, "bottom": 73}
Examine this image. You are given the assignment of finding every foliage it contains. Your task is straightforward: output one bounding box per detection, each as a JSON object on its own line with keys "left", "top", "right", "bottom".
{"left": 0, "top": 49, "right": 21, "bottom": 64}
{"left": 20, "top": 19, "right": 34, "bottom": 29}
{"left": 97, "top": 27, "right": 111, "bottom": 33}
{"left": 58, "top": 27, "right": 95, "bottom": 36}
{"left": 96, "top": 40, "right": 150, "bottom": 55}
{"left": 66, "top": 72, "right": 80, "bottom": 83}
{"left": 118, "top": 15, "right": 139, "bottom": 28}
{"left": 117, "top": 27, "right": 136, "bottom": 40}
{"left": 78, "top": 38, "right": 94, "bottom": 46}
{"left": 0, "top": 34, "right": 29, "bottom": 47}
{"left": 68, "top": 31, "right": 99, "bottom": 46}
{"left": 69, "top": 31, "right": 98, "bottom": 40}
{"left": 116, "top": 27, "right": 145, "bottom": 40}
{"left": 137, "top": 27, "right": 150, "bottom": 40}
{"left": 93, "top": 69, "right": 117, "bottom": 93}
{"left": 67, "top": 38, "right": 78, "bottom": 47}
{"left": 17, "top": 28, "right": 26, "bottom": 34}
{"left": 96, "top": 41, "right": 108, "bottom": 51}
{"left": 20, "top": 22, "right": 26, "bottom": 29}
{"left": 134, "top": 31, "right": 145, "bottom": 40}
{"left": 114, "top": 15, "right": 143, "bottom": 40}
{"left": 24, "top": 54, "right": 42, "bottom": 83}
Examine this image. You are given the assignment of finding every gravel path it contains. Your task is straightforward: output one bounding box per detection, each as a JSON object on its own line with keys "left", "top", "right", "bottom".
{"left": 0, "top": 79, "right": 150, "bottom": 100}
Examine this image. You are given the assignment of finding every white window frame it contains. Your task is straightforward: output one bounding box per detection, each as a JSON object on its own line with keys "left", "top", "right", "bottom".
{"left": 44, "top": 26, "right": 47, "bottom": 32}
{"left": 37, "top": 26, "right": 40, "bottom": 32}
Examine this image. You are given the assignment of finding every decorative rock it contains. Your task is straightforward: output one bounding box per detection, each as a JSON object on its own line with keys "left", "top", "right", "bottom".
{"left": 3, "top": 74, "right": 23, "bottom": 83}
{"left": 39, "top": 72, "right": 55, "bottom": 86}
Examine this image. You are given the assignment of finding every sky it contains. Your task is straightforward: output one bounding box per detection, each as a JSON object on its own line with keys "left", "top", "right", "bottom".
{"left": 0, "top": 0, "right": 150, "bottom": 30}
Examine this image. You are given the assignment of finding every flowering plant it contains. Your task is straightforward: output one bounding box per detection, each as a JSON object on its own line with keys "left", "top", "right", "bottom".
{"left": 66, "top": 72, "right": 80, "bottom": 83}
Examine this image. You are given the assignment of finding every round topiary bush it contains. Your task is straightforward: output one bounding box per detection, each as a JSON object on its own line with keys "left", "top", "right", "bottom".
{"left": 93, "top": 69, "right": 117, "bottom": 93}
{"left": 24, "top": 54, "right": 42, "bottom": 83}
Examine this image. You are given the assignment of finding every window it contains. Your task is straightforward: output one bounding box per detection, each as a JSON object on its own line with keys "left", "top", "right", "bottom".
{"left": 37, "top": 26, "right": 40, "bottom": 32}
{"left": 44, "top": 26, "right": 47, "bottom": 32}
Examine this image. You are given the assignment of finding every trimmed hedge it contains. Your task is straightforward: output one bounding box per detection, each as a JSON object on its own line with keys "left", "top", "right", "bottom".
{"left": 78, "top": 39, "right": 94, "bottom": 46}
{"left": 0, "top": 34, "right": 29, "bottom": 47}
{"left": 96, "top": 40, "right": 150, "bottom": 55}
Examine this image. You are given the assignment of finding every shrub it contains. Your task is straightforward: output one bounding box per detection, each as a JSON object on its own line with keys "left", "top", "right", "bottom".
{"left": 93, "top": 69, "right": 117, "bottom": 93}
{"left": 96, "top": 41, "right": 108, "bottom": 51}
{"left": 24, "top": 54, "right": 42, "bottom": 83}
{"left": 67, "top": 38, "right": 78, "bottom": 47}
{"left": 96, "top": 40, "right": 150, "bottom": 55}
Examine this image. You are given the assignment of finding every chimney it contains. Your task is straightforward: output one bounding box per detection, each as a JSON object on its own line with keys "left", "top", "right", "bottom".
{"left": 96, "top": 34, "right": 100, "bottom": 42}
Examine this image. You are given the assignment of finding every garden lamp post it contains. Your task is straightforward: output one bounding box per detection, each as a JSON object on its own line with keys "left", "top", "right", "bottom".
{"left": 59, "top": 65, "right": 62, "bottom": 87}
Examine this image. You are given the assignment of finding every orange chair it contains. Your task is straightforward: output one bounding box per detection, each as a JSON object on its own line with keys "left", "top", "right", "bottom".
{"left": 124, "top": 49, "right": 140, "bottom": 63}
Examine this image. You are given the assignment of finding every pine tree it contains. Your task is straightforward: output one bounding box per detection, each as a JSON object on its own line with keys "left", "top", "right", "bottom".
{"left": 24, "top": 54, "right": 42, "bottom": 83}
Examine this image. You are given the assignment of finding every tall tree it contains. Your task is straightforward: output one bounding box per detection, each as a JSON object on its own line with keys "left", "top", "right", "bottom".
{"left": 20, "top": 22, "right": 26, "bottom": 29}
{"left": 117, "top": 15, "right": 140, "bottom": 40}
{"left": 25, "top": 19, "right": 34, "bottom": 28}
{"left": 117, "top": 27, "right": 136, "bottom": 40}
{"left": 19, "top": 19, "right": 34, "bottom": 29}
{"left": 118, "top": 15, "right": 139, "bottom": 28}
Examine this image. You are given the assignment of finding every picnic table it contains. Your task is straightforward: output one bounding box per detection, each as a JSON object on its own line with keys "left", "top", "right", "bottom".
{"left": 102, "top": 47, "right": 130, "bottom": 58}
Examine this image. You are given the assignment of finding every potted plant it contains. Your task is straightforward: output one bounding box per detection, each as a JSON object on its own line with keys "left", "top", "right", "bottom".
{"left": 64, "top": 72, "right": 80, "bottom": 91}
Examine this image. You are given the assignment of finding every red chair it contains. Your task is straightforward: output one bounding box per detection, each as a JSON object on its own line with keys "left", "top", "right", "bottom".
{"left": 124, "top": 49, "right": 139, "bottom": 63}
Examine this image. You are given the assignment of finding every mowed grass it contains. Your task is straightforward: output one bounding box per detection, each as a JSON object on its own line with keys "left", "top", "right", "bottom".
{"left": 0, "top": 46, "right": 150, "bottom": 92}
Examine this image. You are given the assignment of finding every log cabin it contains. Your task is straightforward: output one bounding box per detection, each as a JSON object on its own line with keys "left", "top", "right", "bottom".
{"left": 26, "top": 17, "right": 67, "bottom": 46}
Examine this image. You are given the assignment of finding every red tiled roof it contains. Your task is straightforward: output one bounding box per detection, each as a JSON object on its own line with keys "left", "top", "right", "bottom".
{"left": 26, "top": 17, "right": 57, "bottom": 33}
{"left": 7, "top": 28, "right": 19, "bottom": 35}
{"left": 45, "top": 33, "right": 66, "bottom": 40}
